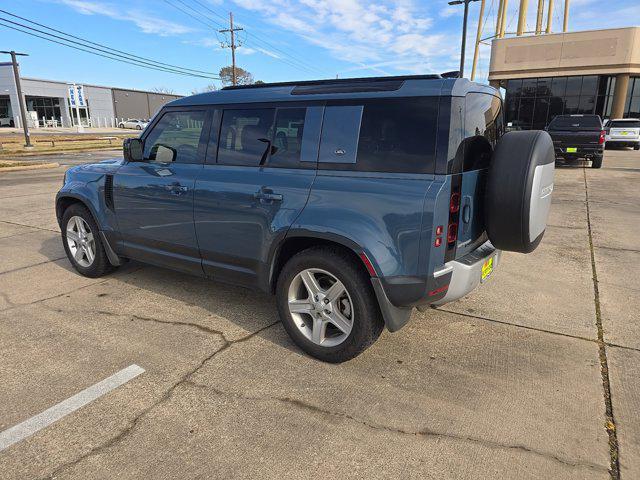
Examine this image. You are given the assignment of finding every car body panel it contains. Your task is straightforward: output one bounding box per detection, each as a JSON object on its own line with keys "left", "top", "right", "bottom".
{"left": 194, "top": 164, "right": 316, "bottom": 289}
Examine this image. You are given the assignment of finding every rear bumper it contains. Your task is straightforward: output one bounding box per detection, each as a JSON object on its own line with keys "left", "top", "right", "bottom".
{"left": 431, "top": 240, "right": 501, "bottom": 306}
{"left": 554, "top": 147, "right": 603, "bottom": 160}
{"left": 372, "top": 240, "right": 500, "bottom": 331}
{"left": 605, "top": 138, "right": 640, "bottom": 147}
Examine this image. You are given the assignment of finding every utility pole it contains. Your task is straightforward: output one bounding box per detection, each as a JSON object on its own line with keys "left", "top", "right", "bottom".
{"left": 448, "top": 0, "right": 480, "bottom": 78}
{"left": 499, "top": 0, "right": 509, "bottom": 37}
{"left": 495, "top": 0, "right": 504, "bottom": 38}
{"left": 563, "top": 0, "right": 570, "bottom": 32}
{"left": 0, "top": 50, "right": 31, "bottom": 147}
{"left": 546, "top": 0, "right": 554, "bottom": 33}
{"left": 219, "top": 12, "right": 243, "bottom": 86}
{"left": 470, "top": 0, "right": 486, "bottom": 81}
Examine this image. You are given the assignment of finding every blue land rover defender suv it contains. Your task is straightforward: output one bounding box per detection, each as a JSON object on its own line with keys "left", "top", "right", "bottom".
{"left": 56, "top": 75, "right": 555, "bottom": 362}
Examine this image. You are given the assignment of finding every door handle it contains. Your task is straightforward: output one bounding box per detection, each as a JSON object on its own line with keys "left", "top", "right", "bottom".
{"left": 166, "top": 184, "right": 189, "bottom": 195}
{"left": 254, "top": 189, "right": 283, "bottom": 202}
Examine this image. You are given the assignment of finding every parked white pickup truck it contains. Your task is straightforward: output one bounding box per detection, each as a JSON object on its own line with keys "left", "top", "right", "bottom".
{"left": 0, "top": 117, "right": 15, "bottom": 127}
{"left": 604, "top": 118, "right": 640, "bottom": 150}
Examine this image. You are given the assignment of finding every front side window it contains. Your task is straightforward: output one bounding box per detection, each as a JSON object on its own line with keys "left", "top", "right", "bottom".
{"left": 143, "top": 110, "right": 206, "bottom": 163}
{"left": 217, "top": 109, "right": 275, "bottom": 166}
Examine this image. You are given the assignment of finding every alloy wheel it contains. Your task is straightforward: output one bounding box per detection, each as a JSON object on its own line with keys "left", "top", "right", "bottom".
{"left": 66, "top": 216, "right": 96, "bottom": 268}
{"left": 288, "top": 268, "right": 354, "bottom": 347}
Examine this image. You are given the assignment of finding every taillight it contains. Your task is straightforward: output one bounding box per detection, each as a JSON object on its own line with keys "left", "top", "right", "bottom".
{"left": 599, "top": 130, "right": 606, "bottom": 144}
{"left": 447, "top": 188, "right": 461, "bottom": 245}
{"left": 449, "top": 192, "right": 460, "bottom": 213}
{"left": 447, "top": 222, "right": 458, "bottom": 244}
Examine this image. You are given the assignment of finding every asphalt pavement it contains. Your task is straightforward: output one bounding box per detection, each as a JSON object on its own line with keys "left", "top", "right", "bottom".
{"left": 0, "top": 150, "right": 638, "bottom": 479}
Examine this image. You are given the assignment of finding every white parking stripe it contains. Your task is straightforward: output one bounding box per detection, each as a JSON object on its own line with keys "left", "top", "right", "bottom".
{"left": 0, "top": 364, "right": 145, "bottom": 452}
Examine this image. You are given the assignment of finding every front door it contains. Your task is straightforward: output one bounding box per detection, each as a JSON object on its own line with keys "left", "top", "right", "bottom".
{"left": 194, "top": 106, "right": 320, "bottom": 288}
{"left": 113, "top": 109, "right": 210, "bottom": 275}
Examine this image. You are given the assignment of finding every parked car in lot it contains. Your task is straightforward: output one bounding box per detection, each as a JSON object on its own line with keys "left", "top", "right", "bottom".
{"left": 546, "top": 114, "right": 605, "bottom": 168}
{"left": 56, "top": 75, "right": 555, "bottom": 362}
{"left": 0, "top": 116, "right": 15, "bottom": 127}
{"left": 118, "top": 119, "right": 148, "bottom": 130}
{"left": 604, "top": 118, "right": 640, "bottom": 150}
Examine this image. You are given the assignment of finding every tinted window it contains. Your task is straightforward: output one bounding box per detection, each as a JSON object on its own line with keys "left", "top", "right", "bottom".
{"left": 565, "top": 76, "right": 582, "bottom": 96}
{"left": 521, "top": 78, "right": 537, "bottom": 96}
{"left": 580, "top": 76, "right": 598, "bottom": 97}
{"left": 218, "top": 109, "right": 275, "bottom": 166}
{"left": 548, "top": 115, "right": 602, "bottom": 130}
{"left": 550, "top": 77, "right": 566, "bottom": 97}
{"left": 610, "top": 120, "right": 640, "bottom": 128}
{"left": 143, "top": 110, "right": 206, "bottom": 163}
{"left": 356, "top": 98, "right": 438, "bottom": 173}
{"left": 506, "top": 79, "right": 523, "bottom": 96}
{"left": 536, "top": 77, "right": 552, "bottom": 96}
{"left": 463, "top": 93, "right": 503, "bottom": 171}
{"left": 269, "top": 108, "right": 305, "bottom": 168}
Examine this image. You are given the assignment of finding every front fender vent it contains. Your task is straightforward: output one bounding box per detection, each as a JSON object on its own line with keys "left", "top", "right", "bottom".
{"left": 104, "top": 174, "right": 114, "bottom": 210}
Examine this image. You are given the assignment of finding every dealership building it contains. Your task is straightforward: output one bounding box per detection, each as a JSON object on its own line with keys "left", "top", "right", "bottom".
{"left": 0, "top": 62, "right": 181, "bottom": 128}
{"left": 489, "top": 26, "right": 640, "bottom": 129}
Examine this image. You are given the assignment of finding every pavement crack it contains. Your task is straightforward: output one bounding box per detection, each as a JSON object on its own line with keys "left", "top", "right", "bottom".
{"left": 0, "top": 257, "right": 66, "bottom": 277}
{"left": 184, "top": 382, "right": 607, "bottom": 473}
{"left": 0, "top": 220, "right": 59, "bottom": 234}
{"left": 42, "top": 320, "right": 280, "bottom": 480}
{"left": 583, "top": 167, "right": 620, "bottom": 480}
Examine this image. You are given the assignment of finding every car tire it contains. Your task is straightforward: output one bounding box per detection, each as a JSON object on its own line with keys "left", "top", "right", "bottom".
{"left": 485, "top": 130, "right": 555, "bottom": 253}
{"left": 119, "top": 123, "right": 124, "bottom": 129}
{"left": 9, "top": 120, "right": 14, "bottom": 127}
{"left": 634, "top": 144, "right": 640, "bottom": 150}
{"left": 276, "top": 246, "right": 384, "bottom": 363}
{"left": 591, "top": 156, "right": 603, "bottom": 168}
{"left": 61, "top": 203, "right": 115, "bottom": 278}
{"left": 136, "top": 125, "right": 142, "bottom": 130}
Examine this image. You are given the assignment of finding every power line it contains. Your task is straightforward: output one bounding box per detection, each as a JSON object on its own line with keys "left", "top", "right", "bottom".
{"left": 0, "top": 20, "right": 218, "bottom": 79}
{"left": 162, "top": 0, "right": 223, "bottom": 30}
{"left": 183, "top": 0, "right": 326, "bottom": 76}
{"left": 0, "top": 8, "right": 217, "bottom": 76}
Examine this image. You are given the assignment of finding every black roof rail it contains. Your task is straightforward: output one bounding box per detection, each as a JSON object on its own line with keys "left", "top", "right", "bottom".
{"left": 221, "top": 74, "right": 442, "bottom": 91}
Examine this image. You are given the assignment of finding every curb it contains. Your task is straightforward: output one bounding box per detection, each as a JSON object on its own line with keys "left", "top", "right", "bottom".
{"left": 0, "top": 162, "right": 60, "bottom": 173}
{"left": 0, "top": 146, "right": 122, "bottom": 157}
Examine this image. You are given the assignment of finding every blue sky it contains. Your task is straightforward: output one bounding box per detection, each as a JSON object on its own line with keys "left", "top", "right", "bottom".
{"left": 2, "top": 0, "right": 639, "bottom": 95}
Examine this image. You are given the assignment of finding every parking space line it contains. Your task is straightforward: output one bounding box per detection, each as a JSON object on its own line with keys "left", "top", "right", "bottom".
{"left": 0, "top": 364, "right": 145, "bottom": 452}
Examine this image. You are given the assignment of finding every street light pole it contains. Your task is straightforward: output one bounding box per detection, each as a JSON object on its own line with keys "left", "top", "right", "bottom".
{"left": 448, "top": 0, "right": 480, "bottom": 78}
{"left": 0, "top": 50, "right": 31, "bottom": 147}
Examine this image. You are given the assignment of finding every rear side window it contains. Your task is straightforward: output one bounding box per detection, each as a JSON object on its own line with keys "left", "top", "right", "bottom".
{"left": 269, "top": 107, "right": 306, "bottom": 168}
{"left": 218, "top": 108, "right": 275, "bottom": 166}
{"left": 462, "top": 93, "right": 503, "bottom": 172}
{"left": 319, "top": 98, "right": 438, "bottom": 174}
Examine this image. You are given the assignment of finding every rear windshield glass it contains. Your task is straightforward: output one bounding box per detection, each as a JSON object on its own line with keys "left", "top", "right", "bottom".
{"left": 609, "top": 120, "right": 640, "bottom": 129}
{"left": 548, "top": 115, "right": 602, "bottom": 130}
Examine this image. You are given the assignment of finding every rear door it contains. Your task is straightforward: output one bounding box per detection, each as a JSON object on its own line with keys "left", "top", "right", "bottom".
{"left": 194, "top": 104, "right": 320, "bottom": 288}
{"left": 113, "top": 108, "right": 210, "bottom": 275}
{"left": 451, "top": 93, "right": 503, "bottom": 259}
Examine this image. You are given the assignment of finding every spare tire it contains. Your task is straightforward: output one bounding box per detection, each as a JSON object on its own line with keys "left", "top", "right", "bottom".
{"left": 484, "top": 130, "right": 555, "bottom": 253}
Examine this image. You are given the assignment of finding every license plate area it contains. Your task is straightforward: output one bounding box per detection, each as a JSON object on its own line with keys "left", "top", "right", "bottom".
{"left": 566, "top": 147, "right": 577, "bottom": 153}
{"left": 481, "top": 256, "right": 494, "bottom": 282}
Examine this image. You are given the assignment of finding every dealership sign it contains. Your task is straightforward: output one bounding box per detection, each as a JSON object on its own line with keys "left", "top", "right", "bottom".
{"left": 68, "top": 85, "right": 87, "bottom": 107}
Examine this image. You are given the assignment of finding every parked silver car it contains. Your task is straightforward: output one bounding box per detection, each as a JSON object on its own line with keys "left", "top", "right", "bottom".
{"left": 118, "top": 119, "right": 148, "bottom": 130}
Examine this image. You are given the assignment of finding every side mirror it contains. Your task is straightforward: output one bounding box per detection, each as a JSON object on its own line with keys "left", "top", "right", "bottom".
{"left": 123, "top": 138, "right": 143, "bottom": 162}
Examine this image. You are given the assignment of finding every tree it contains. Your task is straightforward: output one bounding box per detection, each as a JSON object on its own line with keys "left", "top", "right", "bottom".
{"left": 191, "top": 83, "right": 218, "bottom": 95}
{"left": 219, "top": 66, "right": 254, "bottom": 86}
{"left": 151, "top": 86, "right": 176, "bottom": 94}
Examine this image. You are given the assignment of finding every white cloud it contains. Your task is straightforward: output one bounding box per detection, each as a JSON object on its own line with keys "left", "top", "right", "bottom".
{"left": 229, "top": 0, "right": 452, "bottom": 75}
{"left": 56, "top": 0, "right": 194, "bottom": 36}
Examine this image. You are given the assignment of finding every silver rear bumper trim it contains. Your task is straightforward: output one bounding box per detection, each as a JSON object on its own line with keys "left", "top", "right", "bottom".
{"left": 432, "top": 240, "right": 501, "bottom": 306}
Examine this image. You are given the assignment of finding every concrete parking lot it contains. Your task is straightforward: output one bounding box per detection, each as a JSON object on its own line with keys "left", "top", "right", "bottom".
{"left": 0, "top": 150, "right": 638, "bottom": 479}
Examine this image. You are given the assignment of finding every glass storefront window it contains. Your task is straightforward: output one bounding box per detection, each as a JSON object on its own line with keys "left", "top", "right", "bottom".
{"left": 550, "top": 77, "right": 567, "bottom": 97}
{"left": 565, "top": 77, "right": 582, "bottom": 96}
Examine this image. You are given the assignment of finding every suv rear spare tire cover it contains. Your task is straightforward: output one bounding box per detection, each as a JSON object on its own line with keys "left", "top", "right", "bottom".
{"left": 484, "top": 130, "right": 555, "bottom": 253}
